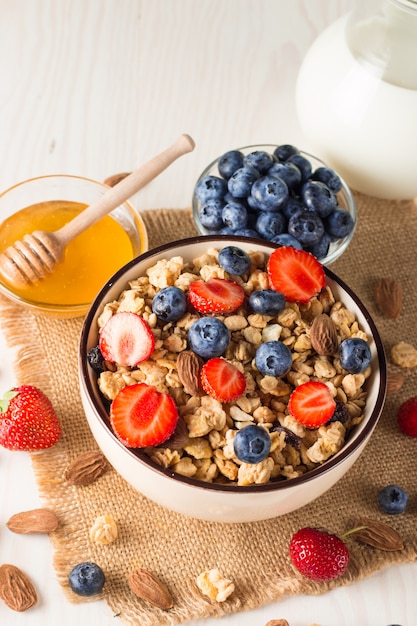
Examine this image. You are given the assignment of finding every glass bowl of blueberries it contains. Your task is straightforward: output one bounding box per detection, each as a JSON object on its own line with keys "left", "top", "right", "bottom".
{"left": 192, "top": 144, "right": 357, "bottom": 265}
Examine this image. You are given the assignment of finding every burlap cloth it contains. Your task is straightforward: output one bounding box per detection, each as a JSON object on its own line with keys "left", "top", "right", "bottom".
{"left": 1, "top": 196, "right": 417, "bottom": 625}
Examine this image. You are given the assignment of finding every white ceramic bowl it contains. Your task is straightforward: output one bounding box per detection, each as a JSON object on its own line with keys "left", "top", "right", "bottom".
{"left": 192, "top": 144, "right": 357, "bottom": 266}
{"left": 79, "top": 236, "right": 386, "bottom": 523}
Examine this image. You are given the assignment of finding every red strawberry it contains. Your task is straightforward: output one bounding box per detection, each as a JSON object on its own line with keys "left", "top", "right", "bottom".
{"left": 201, "top": 358, "right": 246, "bottom": 402}
{"left": 289, "top": 527, "right": 350, "bottom": 581}
{"left": 0, "top": 385, "right": 61, "bottom": 451}
{"left": 99, "top": 311, "right": 155, "bottom": 367}
{"left": 188, "top": 278, "right": 245, "bottom": 314}
{"left": 397, "top": 396, "right": 417, "bottom": 437}
{"left": 288, "top": 381, "right": 336, "bottom": 428}
{"left": 110, "top": 383, "right": 178, "bottom": 448}
{"left": 267, "top": 246, "right": 325, "bottom": 303}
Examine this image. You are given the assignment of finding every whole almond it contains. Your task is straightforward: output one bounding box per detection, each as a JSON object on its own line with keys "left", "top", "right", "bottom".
{"left": 386, "top": 371, "right": 405, "bottom": 395}
{"left": 352, "top": 518, "right": 404, "bottom": 551}
{"left": 374, "top": 277, "right": 403, "bottom": 320}
{"left": 64, "top": 450, "right": 110, "bottom": 486}
{"left": 128, "top": 568, "right": 174, "bottom": 610}
{"left": 309, "top": 313, "right": 339, "bottom": 356}
{"left": 159, "top": 415, "right": 191, "bottom": 450}
{"left": 103, "top": 172, "right": 131, "bottom": 187}
{"left": 0, "top": 564, "right": 37, "bottom": 612}
{"left": 176, "top": 350, "right": 204, "bottom": 396}
{"left": 6, "top": 508, "right": 58, "bottom": 534}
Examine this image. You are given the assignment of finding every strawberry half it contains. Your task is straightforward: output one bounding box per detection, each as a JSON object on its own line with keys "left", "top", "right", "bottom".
{"left": 188, "top": 278, "right": 245, "bottom": 314}
{"left": 288, "top": 380, "right": 336, "bottom": 428}
{"left": 99, "top": 311, "right": 155, "bottom": 367}
{"left": 289, "top": 527, "right": 350, "bottom": 581}
{"left": 267, "top": 246, "right": 325, "bottom": 303}
{"left": 0, "top": 385, "right": 61, "bottom": 451}
{"left": 201, "top": 358, "right": 246, "bottom": 402}
{"left": 110, "top": 383, "right": 179, "bottom": 448}
{"left": 397, "top": 396, "right": 417, "bottom": 437}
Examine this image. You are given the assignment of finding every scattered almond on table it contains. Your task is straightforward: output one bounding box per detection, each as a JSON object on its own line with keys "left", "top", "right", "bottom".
{"left": 6, "top": 508, "right": 59, "bottom": 534}
{"left": 349, "top": 518, "right": 404, "bottom": 551}
{"left": 128, "top": 567, "right": 174, "bottom": 610}
{"left": 386, "top": 371, "right": 405, "bottom": 395}
{"left": 64, "top": 450, "right": 110, "bottom": 486}
{"left": 374, "top": 277, "right": 403, "bottom": 320}
{"left": 0, "top": 564, "right": 37, "bottom": 612}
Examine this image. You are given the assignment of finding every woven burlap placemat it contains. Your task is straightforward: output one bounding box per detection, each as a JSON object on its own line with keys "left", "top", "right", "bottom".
{"left": 1, "top": 198, "right": 417, "bottom": 625}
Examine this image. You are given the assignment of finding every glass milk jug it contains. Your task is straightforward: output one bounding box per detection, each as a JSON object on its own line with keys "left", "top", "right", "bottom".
{"left": 296, "top": 0, "right": 417, "bottom": 200}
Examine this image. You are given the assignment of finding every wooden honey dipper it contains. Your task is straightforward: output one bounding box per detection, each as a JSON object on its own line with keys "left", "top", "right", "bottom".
{"left": 0, "top": 134, "right": 195, "bottom": 288}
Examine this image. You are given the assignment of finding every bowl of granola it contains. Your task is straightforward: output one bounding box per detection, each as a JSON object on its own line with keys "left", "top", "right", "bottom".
{"left": 79, "top": 236, "right": 386, "bottom": 523}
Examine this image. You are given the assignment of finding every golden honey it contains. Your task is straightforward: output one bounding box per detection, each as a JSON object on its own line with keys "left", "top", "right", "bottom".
{"left": 0, "top": 200, "right": 136, "bottom": 306}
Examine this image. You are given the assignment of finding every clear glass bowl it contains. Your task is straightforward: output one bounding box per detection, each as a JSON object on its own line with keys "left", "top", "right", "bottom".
{"left": 192, "top": 144, "right": 357, "bottom": 266}
{"left": 0, "top": 175, "right": 148, "bottom": 318}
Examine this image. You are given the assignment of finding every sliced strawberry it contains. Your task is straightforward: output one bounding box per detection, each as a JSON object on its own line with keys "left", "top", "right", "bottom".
{"left": 201, "top": 358, "right": 246, "bottom": 402}
{"left": 267, "top": 246, "right": 325, "bottom": 303}
{"left": 188, "top": 278, "right": 245, "bottom": 314}
{"left": 288, "top": 381, "right": 336, "bottom": 428}
{"left": 110, "top": 383, "right": 178, "bottom": 448}
{"left": 99, "top": 311, "right": 155, "bottom": 367}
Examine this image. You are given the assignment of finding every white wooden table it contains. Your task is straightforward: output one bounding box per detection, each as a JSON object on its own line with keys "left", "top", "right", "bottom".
{"left": 0, "top": 1, "right": 414, "bottom": 624}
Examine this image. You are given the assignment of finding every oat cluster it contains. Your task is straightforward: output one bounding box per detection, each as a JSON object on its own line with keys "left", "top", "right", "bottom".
{"left": 96, "top": 248, "right": 371, "bottom": 487}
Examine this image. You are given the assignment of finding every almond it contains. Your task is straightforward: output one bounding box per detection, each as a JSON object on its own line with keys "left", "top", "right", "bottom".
{"left": 352, "top": 518, "right": 404, "bottom": 551}
{"left": 6, "top": 508, "right": 59, "bottom": 534}
{"left": 309, "top": 313, "right": 339, "bottom": 356}
{"left": 0, "top": 564, "right": 37, "bottom": 612}
{"left": 265, "top": 621, "right": 290, "bottom": 626}
{"left": 386, "top": 371, "right": 405, "bottom": 395}
{"left": 158, "top": 415, "right": 190, "bottom": 450}
{"left": 64, "top": 450, "right": 110, "bottom": 486}
{"left": 176, "top": 350, "right": 204, "bottom": 396}
{"left": 128, "top": 568, "right": 174, "bottom": 610}
{"left": 103, "top": 172, "right": 131, "bottom": 187}
{"left": 374, "top": 277, "right": 403, "bottom": 320}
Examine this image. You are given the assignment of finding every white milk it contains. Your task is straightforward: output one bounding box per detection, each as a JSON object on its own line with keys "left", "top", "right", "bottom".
{"left": 296, "top": 14, "right": 417, "bottom": 200}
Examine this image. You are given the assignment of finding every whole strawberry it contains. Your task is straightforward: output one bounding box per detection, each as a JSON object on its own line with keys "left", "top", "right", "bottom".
{"left": 0, "top": 385, "right": 62, "bottom": 451}
{"left": 397, "top": 396, "right": 417, "bottom": 437}
{"left": 289, "top": 527, "right": 349, "bottom": 581}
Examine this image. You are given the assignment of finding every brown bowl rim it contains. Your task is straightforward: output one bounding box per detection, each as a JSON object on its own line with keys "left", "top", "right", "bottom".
{"left": 79, "top": 235, "right": 387, "bottom": 494}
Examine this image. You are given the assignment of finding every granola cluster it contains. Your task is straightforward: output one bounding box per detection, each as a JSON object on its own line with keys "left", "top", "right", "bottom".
{"left": 95, "top": 248, "right": 371, "bottom": 487}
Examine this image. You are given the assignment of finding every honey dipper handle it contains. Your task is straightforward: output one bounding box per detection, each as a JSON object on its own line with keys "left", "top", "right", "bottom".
{"left": 54, "top": 134, "right": 195, "bottom": 246}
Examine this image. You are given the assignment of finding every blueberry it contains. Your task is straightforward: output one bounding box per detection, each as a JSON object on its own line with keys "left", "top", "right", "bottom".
{"left": 219, "top": 226, "right": 236, "bottom": 235}
{"left": 281, "top": 196, "right": 304, "bottom": 220}
{"left": 218, "top": 246, "right": 251, "bottom": 275}
{"left": 188, "top": 317, "right": 230, "bottom": 358}
{"left": 243, "top": 150, "right": 275, "bottom": 174}
{"left": 270, "top": 233, "right": 303, "bottom": 250}
{"left": 255, "top": 211, "right": 285, "bottom": 239}
{"left": 339, "top": 338, "right": 372, "bottom": 373}
{"left": 287, "top": 154, "right": 312, "bottom": 181}
{"left": 218, "top": 150, "right": 244, "bottom": 179}
{"left": 378, "top": 484, "right": 408, "bottom": 515}
{"left": 199, "top": 198, "right": 225, "bottom": 230}
{"left": 311, "top": 166, "right": 342, "bottom": 193}
{"left": 233, "top": 424, "right": 271, "bottom": 464}
{"left": 288, "top": 210, "right": 324, "bottom": 245}
{"left": 301, "top": 180, "right": 338, "bottom": 218}
{"left": 305, "top": 232, "right": 331, "bottom": 260}
{"left": 68, "top": 562, "right": 105, "bottom": 597}
{"left": 87, "top": 345, "right": 105, "bottom": 372}
{"left": 268, "top": 161, "right": 302, "bottom": 190}
{"left": 250, "top": 175, "right": 289, "bottom": 212}
{"left": 221, "top": 201, "right": 248, "bottom": 230}
{"left": 248, "top": 289, "right": 285, "bottom": 316}
{"left": 273, "top": 144, "right": 299, "bottom": 161}
{"left": 227, "top": 165, "right": 260, "bottom": 198}
{"left": 324, "top": 209, "right": 355, "bottom": 239}
{"left": 195, "top": 175, "right": 228, "bottom": 204}
{"left": 152, "top": 286, "right": 187, "bottom": 322}
{"left": 255, "top": 341, "right": 292, "bottom": 377}
{"left": 234, "top": 228, "right": 260, "bottom": 238}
